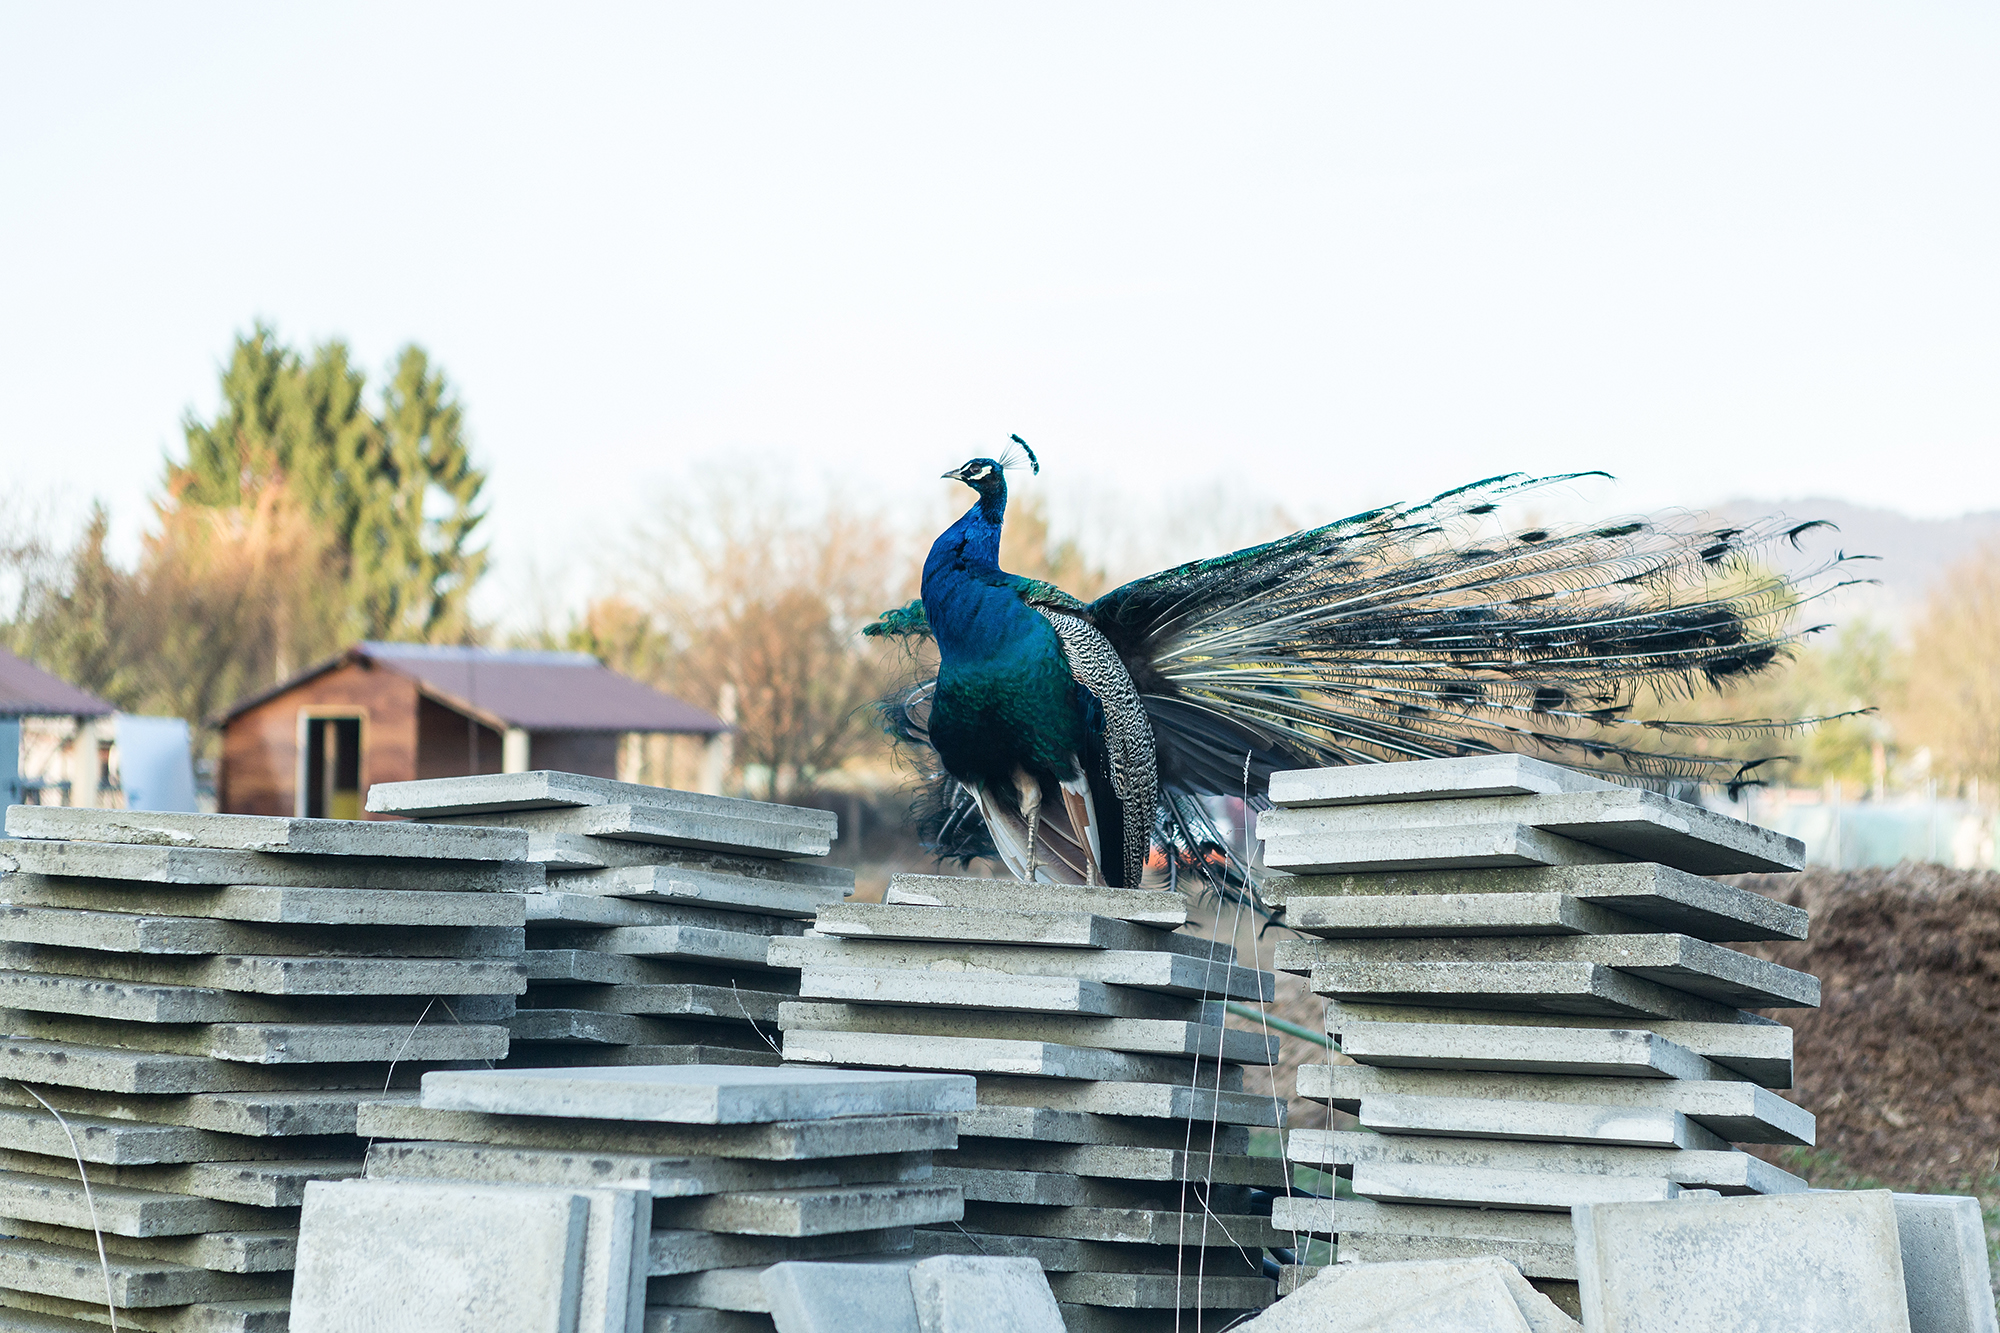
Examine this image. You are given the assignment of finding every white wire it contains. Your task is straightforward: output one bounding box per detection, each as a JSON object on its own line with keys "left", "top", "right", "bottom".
{"left": 14, "top": 1081, "right": 117, "bottom": 1331}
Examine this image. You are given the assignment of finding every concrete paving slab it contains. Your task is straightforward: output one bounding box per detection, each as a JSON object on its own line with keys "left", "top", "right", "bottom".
{"left": 0, "top": 1168, "right": 288, "bottom": 1235}
{"left": 0, "top": 1148, "right": 360, "bottom": 1206}
{"left": 639, "top": 1309, "right": 773, "bottom": 1333}
{"left": 0, "top": 906, "right": 525, "bottom": 959}
{"left": 3, "top": 946, "right": 528, "bottom": 996}
{"left": 0, "top": 1103, "right": 322, "bottom": 1166}
{"left": 1037, "top": 1269, "right": 1246, "bottom": 1315}
{"left": 533, "top": 925, "right": 784, "bottom": 970}
{"left": 1, "top": 1085, "right": 400, "bottom": 1139}
{"left": 420, "top": 1065, "right": 977, "bottom": 1124}
{"left": 1285, "top": 892, "right": 1644, "bottom": 939}
{"left": 1280, "top": 933, "right": 1818, "bottom": 1010}
{"left": 6, "top": 806, "right": 526, "bottom": 862}
{"left": 0, "top": 876, "right": 527, "bottom": 926}
{"left": 973, "top": 1077, "right": 1279, "bottom": 1127}
{"left": 0, "top": 970, "right": 515, "bottom": 1026}
{"left": 290, "top": 1178, "right": 588, "bottom": 1333}
{"left": 1269, "top": 755, "right": 1618, "bottom": 808}
{"left": 957, "top": 1200, "right": 1286, "bottom": 1248}
{"left": 368, "top": 771, "right": 835, "bottom": 826}
{"left": 1347, "top": 1093, "right": 1729, "bottom": 1150}
{"left": 1262, "top": 823, "right": 1628, "bottom": 874}
{"left": 907, "top": 1254, "right": 1067, "bottom": 1332}
{"left": 1891, "top": 1193, "right": 1999, "bottom": 1333}
{"left": 1274, "top": 1194, "right": 1575, "bottom": 1243}
{"left": 652, "top": 1182, "right": 962, "bottom": 1236}
{"left": 1332, "top": 1019, "right": 1716, "bottom": 1080}
{"left": 0, "top": 1218, "right": 296, "bottom": 1275}
{"left": 1260, "top": 788, "right": 1804, "bottom": 875}
{"left": 562, "top": 865, "right": 847, "bottom": 918}
{"left": 648, "top": 1226, "right": 915, "bottom": 1277}
{"left": 776, "top": 1000, "right": 1273, "bottom": 1061}
{"left": 498, "top": 1044, "right": 783, "bottom": 1071}
{"left": 357, "top": 1100, "right": 957, "bottom": 1160}
{"left": 951, "top": 1105, "right": 1249, "bottom": 1153}
{"left": 1, "top": 1011, "right": 509, "bottom": 1065}
{"left": 814, "top": 904, "right": 1168, "bottom": 952}
{"left": 1288, "top": 1128, "right": 1805, "bottom": 1194}
{"left": 926, "top": 1165, "right": 1161, "bottom": 1208}
{"left": 1306, "top": 959, "right": 1749, "bottom": 1023}
{"left": 1321, "top": 1000, "right": 1795, "bottom": 1087}
{"left": 886, "top": 875, "right": 1186, "bottom": 928}
{"left": 1301, "top": 1063, "right": 1815, "bottom": 1145}
{"left": 0, "top": 837, "right": 543, "bottom": 891}
{"left": 766, "top": 937, "right": 1274, "bottom": 1002}
{"left": 363, "top": 1140, "right": 931, "bottom": 1196}
{"left": 791, "top": 968, "right": 1207, "bottom": 1020}
{"left": 1334, "top": 1231, "right": 1578, "bottom": 1282}
{"left": 1267, "top": 862, "right": 1807, "bottom": 941}
{"left": 758, "top": 1259, "right": 921, "bottom": 1331}
{"left": 951, "top": 1139, "right": 1284, "bottom": 1187}
{"left": 908, "top": 1227, "right": 1252, "bottom": 1275}
{"left": 1350, "top": 1161, "right": 1682, "bottom": 1210}
{"left": 505, "top": 1009, "right": 763, "bottom": 1048}
{"left": 528, "top": 893, "right": 804, "bottom": 933}
{"left": 0, "top": 1037, "right": 395, "bottom": 1095}
{"left": 1573, "top": 1190, "right": 1912, "bottom": 1332}
{"left": 526, "top": 951, "right": 792, "bottom": 991}
{"left": 781, "top": 1030, "right": 1226, "bottom": 1085}
{"left": 0, "top": 1235, "right": 288, "bottom": 1307}
{"left": 533, "top": 983, "right": 787, "bottom": 1022}
{"left": 428, "top": 803, "right": 831, "bottom": 859}
{"left": 1244, "top": 1255, "right": 1579, "bottom": 1333}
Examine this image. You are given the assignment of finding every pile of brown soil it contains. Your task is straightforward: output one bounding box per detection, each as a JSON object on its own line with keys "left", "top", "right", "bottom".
{"left": 1735, "top": 864, "right": 2000, "bottom": 1194}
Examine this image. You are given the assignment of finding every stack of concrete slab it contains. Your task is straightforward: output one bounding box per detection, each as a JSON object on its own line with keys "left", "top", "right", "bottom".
{"left": 0, "top": 804, "right": 533, "bottom": 1333}
{"left": 1255, "top": 754, "right": 1820, "bottom": 1311}
{"left": 772, "top": 874, "right": 1287, "bottom": 1332}
{"left": 333, "top": 1064, "right": 973, "bottom": 1332}
{"left": 367, "top": 773, "right": 850, "bottom": 1070}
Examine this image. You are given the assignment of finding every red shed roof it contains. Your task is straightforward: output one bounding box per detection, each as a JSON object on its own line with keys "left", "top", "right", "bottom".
{"left": 0, "top": 648, "right": 114, "bottom": 720}
{"left": 220, "top": 642, "right": 727, "bottom": 735}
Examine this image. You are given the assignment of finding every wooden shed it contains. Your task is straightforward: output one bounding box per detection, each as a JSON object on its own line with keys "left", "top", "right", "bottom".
{"left": 217, "top": 642, "right": 728, "bottom": 818}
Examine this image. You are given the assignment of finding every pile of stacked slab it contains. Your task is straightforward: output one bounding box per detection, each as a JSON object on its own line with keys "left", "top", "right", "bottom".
{"left": 322, "top": 1064, "right": 972, "bottom": 1332}
{"left": 0, "top": 805, "right": 533, "bottom": 1333}
{"left": 366, "top": 773, "right": 849, "bottom": 1070}
{"left": 1255, "top": 754, "right": 1818, "bottom": 1311}
{"left": 772, "top": 874, "right": 1288, "bottom": 1332}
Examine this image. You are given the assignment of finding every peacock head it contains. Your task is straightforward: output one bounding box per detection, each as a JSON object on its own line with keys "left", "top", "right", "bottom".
{"left": 942, "top": 457, "right": 1007, "bottom": 504}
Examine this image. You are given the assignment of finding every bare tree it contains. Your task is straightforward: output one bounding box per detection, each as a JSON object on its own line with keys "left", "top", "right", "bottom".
{"left": 1900, "top": 541, "right": 2000, "bottom": 790}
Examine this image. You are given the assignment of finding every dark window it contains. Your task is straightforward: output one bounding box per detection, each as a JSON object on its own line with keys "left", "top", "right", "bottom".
{"left": 304, "top": 717, "right": 363, "bottom": 819}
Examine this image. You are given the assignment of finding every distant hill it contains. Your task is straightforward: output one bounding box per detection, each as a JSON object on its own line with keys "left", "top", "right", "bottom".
{"left": 1698, "top": 497, "right": 2000, "bottom": 634}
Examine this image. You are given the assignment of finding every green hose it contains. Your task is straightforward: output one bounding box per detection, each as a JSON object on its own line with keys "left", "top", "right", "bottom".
{"left": 1224, "top": 1000, "right": 1338, "bottom": 1050}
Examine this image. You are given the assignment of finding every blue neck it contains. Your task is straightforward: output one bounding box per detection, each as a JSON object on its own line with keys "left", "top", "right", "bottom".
{"left": 924, "top": 487, "right": 1006, "bottom": 583}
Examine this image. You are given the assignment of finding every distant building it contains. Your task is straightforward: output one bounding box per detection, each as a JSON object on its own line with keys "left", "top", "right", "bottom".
{"left": 0, "top": 648, "right": 195, "bottom": 811}
{"left": 216, "top": 642, "right": 728, "bottom": 817}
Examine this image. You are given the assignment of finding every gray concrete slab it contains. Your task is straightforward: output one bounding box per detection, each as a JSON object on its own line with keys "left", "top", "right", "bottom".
{"left": 907, "top": 1227, "right": 1249, "bottom": 1275}
{"left": 368, "top": 771, "right": 836, "bottom": 827}
{"left": 0, "top": 1103, "right": 322, "bottom": 1166}
{"left": 0, "top": 969, "right": 518, "bottom": 1026}
{"left": 1288, "top": 1128, "right": 1804, "bottom": 1194}
{"left": 652, "top": 1182, "right": 963, "bottom": 1236}
{"left": 791, "top": 968, "right": 1208, "bottom": 1020}
{"left": 0, "top": 1147, "right": 360, "bottom": 1206}
{"left": 0, "top": 1167, "right": 288, "bottom": 1236}
{"left": 1285, "top": 892, "right": 1645, "bottom": 939}
{"left": 357, "top": 1100, "right": 957, "bottom": 1161}
{"left": 1260, "top": 787, "right": 1805, "bottom": 875}
{"left": 0, "top": 1036, "right": 385, "bottom": 1095}
{"left": 1350, "top": 1161, "right": 1682, "bottom": 1210}
{"left": 1332, "top": 1018, "right": 1717, "bottom": 1080}
{"left": 1301, "top": 1062, "right": 1815, "bottom": 1145}
{"left": 758, "top": 1259, "right": 921, "bottom": 1332}
{"left": 1047, "top": 1271, "right": 1276, "bottom": 1311}
{"left": 0, "top": 906, "right": 525, "bottom": 959}
{"left": 775, "top": 1000, "right": 1273, "bottom": 1062}
{"left": 956, "top": 1200, "right": 1287, "bottom": 1248}
{"left": 0, "top": 1218, "right": 296, "bottom": 1276}
{"left": 527, "top": 951, "right": 789, "bottom": 991}
{"left": 1891, "top": 1193, "right": 1998, "bottom": 1333}
{"left": 1273, "top": 1194, "right": 1575, "bottom": 1243}
{"left": 950, "top": 1139, "right": 1284, "bottom": 1187}
{"left": 639, "top": 1308, "right": 774, "bottom": 1333}
{"left": 3, "top": 946, "right": 528, "bottom": 996}
{"left": 766, "top": 937, "right": 1274, "bottom": 1002}
{"left": 645, "top": 1226, "right": 915, "bottom": 1278}
{"left": 363, "top": 1140, "right": 930, "bottom": 1197}
{"left": 528, "top": 893, "right": 804, "bottom": 932}
{"left": 780, "top": 1030, "right": 1230, "bottom": 1085}
{"left": 1573, "top": 1190, "right": 1912, "bottom": 1332}
{"left": 1346, "top": 1092, "right": 1729, "bottom": 1150}
{"left": 910, "top": 1256, "right": 1089, "bottom": 1332}
{"left": 1280, "top": 933, "right": 1818, "bottom": 1010}
{"left": 1269, "top": 755, "right": 1618, "bottom": 808}
{"left": 973, "top": 1076, "right": 1279, "bottom": 1127}
{"left": 420, "top": 1065, "right": 977, "bottom": 1124}
{"left": 814, "top": 904, "right": 1166, "bottom": 952}
{"left": 505, "top": 1009, "right": 762, "bottom": 1048}
{"left": 885, "top": 875, "right": 1186, "bottom": 928}
{"left": 534, "top": 983, "right": 787, "bottom": 1022}
{"left": 1322, "top": 999, "right": 1795, "bottom": 1087}
{"left": 1262, "top": 822, "right": 1629, "bottom": 874}
{"left": 0, "top": 837, "right": 543, "bottom": 891}
{"left": 428, "top": 803, "right": 831, "bottom": 860}
{"left": 0, "top": 875, "right": 527, "bottom": 927}
{"left": 533, "top": 925, "right": 784, "bottom": 970}
{"left": 1, "top": 1011, "right": 509, "bottom": 1066}
{"left": 563, "top": 865, "right": 847, "bottom": 918}
{"left": 6, "top": 806, "right": 527, "bottom": 862}
{"left": 0, "top": 1235, "right": 288, "bottom": 1307}
{"left": 1306, "top": 959, "right": 1750, "bottom": 1023}
{"left": 1, "top": 1084, "right": 399, "bottom": 1138}
{"left": 1267, "top": 862, "right": 1807, "bottom": 941}
{"left": 1239, "top": 1261, "right": 1534, "bottom": 1332}
{"left": 290, "top": 1178, "right": 588, "bottom": 1333}
{"left": 1334, "top": 1232, "right": 1578, "bottom": 1283}
{"left": 951, "top": 1105, "right": 1249, "bottom": 1153}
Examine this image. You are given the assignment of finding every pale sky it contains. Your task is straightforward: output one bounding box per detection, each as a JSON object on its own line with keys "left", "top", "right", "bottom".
{"left": 2, "top": 2, "right": 1994, "bottom": 624}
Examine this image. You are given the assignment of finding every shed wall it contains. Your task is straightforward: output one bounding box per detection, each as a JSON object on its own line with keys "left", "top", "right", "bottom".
{"left": 219, "top": 660, "right": 419, "bottom": 816}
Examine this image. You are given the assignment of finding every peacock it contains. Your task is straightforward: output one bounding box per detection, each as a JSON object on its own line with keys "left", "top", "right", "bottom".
{"left": 866, "top": 438, "right": 1866, "bottom": 896}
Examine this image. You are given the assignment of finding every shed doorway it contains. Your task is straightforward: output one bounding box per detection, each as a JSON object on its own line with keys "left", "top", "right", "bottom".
{"left": 303, "top": 715, "right": 363, "bottom": 819}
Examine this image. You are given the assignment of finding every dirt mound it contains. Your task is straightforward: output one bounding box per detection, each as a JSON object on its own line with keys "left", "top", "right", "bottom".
{"left": 1736, "top": 864, "right": 2000, "bottom": 1193}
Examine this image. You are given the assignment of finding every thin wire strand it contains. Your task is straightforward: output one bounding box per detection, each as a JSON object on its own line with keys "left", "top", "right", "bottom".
{"left": 14, "top": 1081, "right": 117, "bottom": 1331}
{"left": 363, "top": 997, "right": 437, "bottom": 1154}
{"left": 731, "top": 980, "right": 785, "bottom": 1059}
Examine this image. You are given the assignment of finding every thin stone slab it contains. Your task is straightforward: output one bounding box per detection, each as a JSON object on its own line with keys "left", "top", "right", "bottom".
{"left": 505, "top": 1009, "right": 768, "bottom": 1048}
{"left": 0, "top": 876, "right": 527, "bottom": 927}
{"left": 924, "top": 1167, "right": 1151, "bottom": 1208}
{"left": 5, "top": 806, "right": 527, "bottom": 862}
{"left": 1, "top": 1011, "right": 508, "bottom": 1065}
{"left": 1288, "top": 1128, "right": 1805, "bottom": 1195}
{"left": 0, "top": 1169, "right": 288, "bottom": 1235}
{"left": 909, "top": 1228, "right": 1258, "bottom": 1276}
{"left": 756, "top": 1259, "right": 920, "bottom": 1330}
{"left": 364, "top": 1140, "right": 932, "bottom": 1196}
{"left": 0, "top": 970, "right": 519, "bottom": 1025}
{"left": 1332, "top": 1019, "right": 1720, "bottom": 1081}
{"left": 973, "top": 1077, "right": 1276, "bottom": 1126}
{"left": 1335, "top": 1232, "right": 1579, "bottom": 1283}
{"left": 289, "top": 1178, "right": 589, "bottom": 1333}
{"left": 952, "top": 1106, "right": 1249, "bottom": 1154}
{"left": 4, "top": 1085, "right": 403, "bottom": 1138}
{"left": 910, "top": 1255, "right": 1066, "bottom": 1333}
{"left": 792, "top": 968, "right": 1209, "bottom": 1020}
{"left": 0, "top": 908, "right": 524, "bottom": 959}
{"left": 951, "top": 1139, "right": 1285, "bottom": 1187}
{"left": 1323, "top": 1000, "right": 1795, "bottom": 1088}
{"left": 0, "top": 837, "right": 543, "bottom": 891}
{"left": 813, "top": 904, "right": 1183, "bottom": 953}
{"left": 1285, "top": 892, "right": 1647, "bottom": 940}
{"left": 532, "top": 925, "right": 784, "bottom": 969}
{"left": 421, "top": 1065, "right": 977, "bottom": 1124}
{"left": 1261, "top": 823, "right": 1628, "bottom": 874}
{"left": 2, "top": 947, "right": 528, "bottom": 996}
{"left": 427, "top": 803, "right": 831, "bottom": 859}
{"left": 368, "top": 770, "right": 835, "bottom": 827}
{"left": 1279, "top": 934, "right": 1818, "bottom": 1010}
{"left": 652, "top": 1182, "right": 962, "bottom": 1236}
{"left": 0, "top": 1037, "right": 426, "bottom": 1096}
{"left": 1892, "top": 1193, "right": 1999, "bottom": 1333}
{"left": 1239, "top": 1256, "right": 1575, "bottom": 1333}
{"left": 561, "top": 864, "right": 848, "bottom": 918}
{"left": 641, "top": 1309, "right": 774, "bottom": 1333}
{"left": 0, "top": 1148, "right": 360, "bottom": 1206}
{"left": 528, "top": 895, "right": 804, "bottom": 935}
{"left": 0, "top": 1103, "right": 348, "bottom": 1165}
{"left": 1273, "top": 1194, "right": 1576, "bottom": 1243}
{"left": 357, "top": 1100, "right": 957, "bottom": 1160}
{"left": 1046, "top": 1270, "right": 1272, "bottom": 1312}
{"left": 1269, "top": 755, "right": 1619, "bottom": 808}
{"left": 0, "top": 1219, "right": 296, "bottom": 1275}
{"left": 886, "top": 875, "right": 1186, "bottom": 928}
{"left": 1260, "top": 788, "right": 1804, "bottom": 875}
{"left": 649, "top": 1226, "right": 917, "bottom": 1277}
{"left": 958, "top": 1201, "right": 1286, "bottom": 1248}
{"left": 776, "top": 1001, "right": 1274, "bottom": 1062}
{"left": 1573, "top": 1190, "right": 1912, "bottom": 1332}
{"left": 528, "top": 950, "right": 794, "bottom": 991}
{"left": 1308, "top": 959, "right": 1751, "bottom": 1023}
{"left": 1269, "top": 862, "right": 1807, "bottom": 941}
{"left": 1301, "top": 1063, "right": 1814, "bottom": 1145}
{"left": 767, "top": 937, "right": 1275, "bottom": 1002}
{"left": 1348, "top": 1092, "right": 1730, "bottom": 1151}
{"left": 533, "top": 983, "right": 788, "bottom": 1021}
{"left": 781, "top": 1031, "right": 1231, "bottom": 1085}
{"left": 1349, "top": 1161, "right": 1683, "bottom": 1210}
{"left": 500, "top": 1043, "right": 783, "bottom": 1070}
{"left": 0, "top": 1235, "right": 289, "bottom": 1307}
